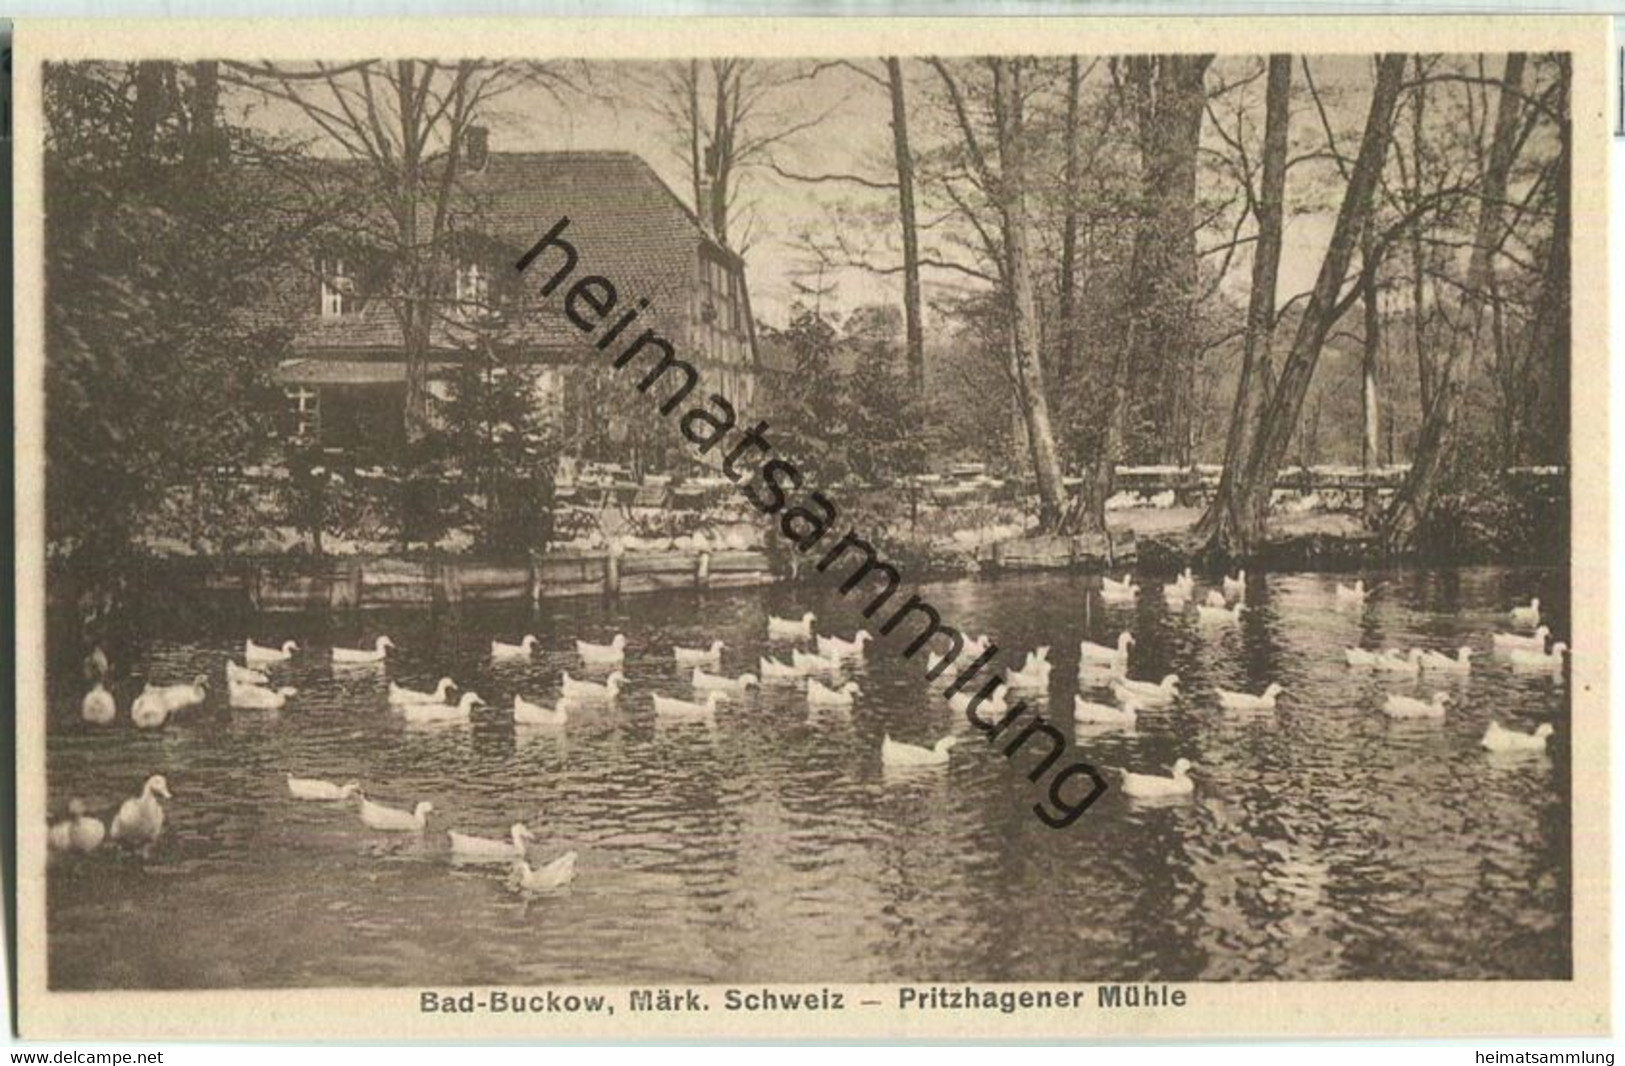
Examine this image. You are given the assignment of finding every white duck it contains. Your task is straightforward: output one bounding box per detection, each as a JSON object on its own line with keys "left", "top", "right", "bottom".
{"left": 1493, "top": 626, "right": 1551, "bottom": 652}
{"left": 816, "top": 631, "right": 872, "bottom": 658}
{"left": 286, "top": 774, "right": 359, "bottom": 801}
{"left": 576, "top": 634, "right": 627, "bottom": 665}
{"left": 1482, "top": 721, "right": 1555, "bottom": 753}
{"left": 512, "top": 851, "right": 578, "bottom": 891}
{"left": 1073, "top": 694, "right": 1137, "bottom": 727}
{"left": 389, "top": 677, "right": 457, "bottom": 706}
{"left": 332, "top": 636, "right": 394, "bottom": 665}
{"left": 758, "top": 655, "right": 803, "bottom": 682}
{"left": 561, "top": 671, "right": 625, "bottom": 701}
{"left": 1197, "top": 602, "right": 1245, "bottom": 625}
{"left": 81, "top": 681, "right": 116, "bottom": 724}
{"left": 1113, "top": 674, "right": 1180, "bottom": 707}
{"left": 962, "top": 634, "right": 993, "bottom": 659}
{"left": 1510, "top": 598, "right": 1542, "bottom": 627}
{"left": 1162, "top": 581, "right": 1190, "bottom": 607}
{"left": 145, "top": 675, "right": 209, "bottom": 712}
{"left": 1100, "top": 575, "right": 1139, "bottom": 603}
{"left": 1204, "top": 589, "right": 1228, "bottom": 608}
{"left": 402, "top": 691, "right": 483, "bottom": 724}
{"left": 449, "top": 822, "right": 534, "bottom": 862}
{"left": 1419, "top": 647, "right": 1473, "bottom": 673}
{"left": 807, "top": 678, "right": 860, "bottom": 708}
{"left": 881, "top": 734, "right": 957, "bottom": 768}
{"left": 1217, "top": 683, "right": 1283, "bottom": 711}
{"left": 673, "top": 640, "right": 724, "bottom": 666}
{"left": 652, "top": 691, "right": 722, "bottom": 719}
{"left": 358, "top": 795, "right": 433, "bottom": 832}
{"left": 1005, "top": 657, "right": 1051, "bottom": 690}
{"left": 692, "top": 666, "right": 759, "bottom": 693}
{"left": 492, "top": 634, "right": 541, "bottom": 659}
{"left": 228, "top": 681, "right": 298, "bottom": 710}
{"left": 129, "top": 690, "right": 170, "bottom": 729}
{"left": 513, "top": 693, "right": 569, "bottom": 727}
{"left": 1221, "top": 570, "right": 1247, "bottom": 598}
{"left": 1383, "top": 691, "right": 1451, "bottom": 718}
{"left": 226, "top": 660, "right": 269, "bottom": 686}
{"left": 245, "top": 639, "right": 297, "bottom": 664}
{"left": 1080, "top": 631, "right": 1135, "bottom": 668}
{"left": 110, "top": 774, "right": 171, "bottom": 846}
{"left": 1120, "top": 759, "right": 1195, "bottom": 799}
{"left": 767, "top": 612, "right": 816, "bottom": 639}
{"left": 48, "top": 799, "right": 106, "bottom": 854}
{"left": 791, "top": 648, "right": 842, "bottom": 674}
{"left": 1509, "top": 641, "right": 1568, "bottom": 670}
{"left": 1335, "top": 579, "right": 1367, "bottom": 605}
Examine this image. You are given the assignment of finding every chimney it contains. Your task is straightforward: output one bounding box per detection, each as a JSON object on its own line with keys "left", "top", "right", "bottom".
{"left": 465, "top": 126, "right": 489, "bottom": 172}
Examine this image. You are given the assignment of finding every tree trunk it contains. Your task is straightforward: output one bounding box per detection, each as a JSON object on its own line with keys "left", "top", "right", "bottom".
{"left": 688, "top": 60, "right": 704, "bottom": 220}
{"left": 1056, "top": 56, "right": 1082, "bottom": 386}
{"left": 1360, "top": 219, "right": 1382, "bottom": 524}
{"left": 1126, "top": 55, "right": 1211, "bottom": 465}
{"left": 1383, "top": 53, "right": 1528, "bottom": 549}
{"left": 1522, "top": 60, "right": 1570, "bottom": 467}
{"left": 1198, "top": 54, "right": 1291, "bottom": 551}
{"left": 1224, "top": 53, "right": 1408, "bottom": 555}
{"left": 886, "top": 57, "right": 925, "bottom": 393}
{"left": 993, "top": 60, "right": 1070, "bottom": 533}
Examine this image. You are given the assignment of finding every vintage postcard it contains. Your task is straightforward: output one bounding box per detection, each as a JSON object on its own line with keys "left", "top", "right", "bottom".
{"left": 11, "top": 14, "right": 1610, "bottom": 1041}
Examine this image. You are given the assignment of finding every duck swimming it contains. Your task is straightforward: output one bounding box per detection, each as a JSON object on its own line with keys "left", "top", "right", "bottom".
{"left": 1120, "top": 759, "right": 1195, "bottom": 799}
{"left": 109, "top": 774, "right": 171, "bottom": 847}
{"left": 80, "top": 681, "right": 116, "bottom": 724}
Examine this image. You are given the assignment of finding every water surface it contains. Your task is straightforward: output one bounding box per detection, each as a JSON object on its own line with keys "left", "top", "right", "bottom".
{"left": 46, "top": 565, "right": 1570, "bottom": 987}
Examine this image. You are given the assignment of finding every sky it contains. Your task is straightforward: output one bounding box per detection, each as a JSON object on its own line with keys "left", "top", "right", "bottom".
{"left": 224, "top": 53, "right": 1501, "bottom": 331}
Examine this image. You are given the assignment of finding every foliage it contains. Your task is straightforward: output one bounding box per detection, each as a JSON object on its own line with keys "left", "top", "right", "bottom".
{"left": 44, "top": 61, "right": 293, "bottom": 564}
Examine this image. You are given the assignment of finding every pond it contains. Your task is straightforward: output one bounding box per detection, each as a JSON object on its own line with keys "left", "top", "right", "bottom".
{"left": 44, "top": 565, "right": 1570, "bottom": 987}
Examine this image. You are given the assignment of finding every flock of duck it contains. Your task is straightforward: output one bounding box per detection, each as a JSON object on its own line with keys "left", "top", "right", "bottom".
{"left": 1064, "top": 573, "right": 1565, "bottom": 797}
{"left": 51, "top": 570, "right": 1565, "bottom": 870}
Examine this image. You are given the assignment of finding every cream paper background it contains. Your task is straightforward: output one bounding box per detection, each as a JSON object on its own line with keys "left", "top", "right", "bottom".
{"left": 10, "top": 14, "right": 1612, "bottom": 1040}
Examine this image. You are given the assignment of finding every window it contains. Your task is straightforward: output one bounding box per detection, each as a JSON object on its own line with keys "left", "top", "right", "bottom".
{"left": 319, "top": 258, "right": 352, "bottom": 318}
{"left": 286, "top": 386, "right": 320, "bottom": 442}
{"left": 456, "top": 260, "right": 490, "bottom": 311}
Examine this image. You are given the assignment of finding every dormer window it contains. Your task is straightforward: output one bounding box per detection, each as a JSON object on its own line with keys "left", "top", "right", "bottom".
{"left": 319, "top": 257, "right": 353, "bottom": 319}
{"left": 456, "top": 261, "right": 489, "bottom": 310}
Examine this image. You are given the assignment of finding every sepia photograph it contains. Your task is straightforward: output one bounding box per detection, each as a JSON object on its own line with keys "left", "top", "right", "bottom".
{"left": 12, "top": 15, "right": 1610, "bottom": 1041}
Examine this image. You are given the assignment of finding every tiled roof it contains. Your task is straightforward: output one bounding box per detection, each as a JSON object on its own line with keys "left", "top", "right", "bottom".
{"left": 288, "top": 151, "right": 748, "bottom": 366}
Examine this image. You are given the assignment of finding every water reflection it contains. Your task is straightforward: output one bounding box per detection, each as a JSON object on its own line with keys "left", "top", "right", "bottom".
{"left": 46, "top": 565, "right": 1569, "bottom": 987}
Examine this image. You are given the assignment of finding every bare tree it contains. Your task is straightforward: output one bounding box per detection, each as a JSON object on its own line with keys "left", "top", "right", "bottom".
{"left": 1383, "top": 52, "right": 1529, "bottom": 546}
{"left": 1206, "top": 52, "right": 1409, "bottom": 555}
{"left": 223, "top": 59, "right": 580, "bottom": 441}
{"left": 644, "top": 59, "right": 830, "bottom": 249}
{"left": 1198, "top": 54, "right": 1291, "bottom": 546}
{"left": 929, "top": 56, "right": 1071, "bottom": 532}
{"left": 1122, "top": 54, "right": 1213, "bottom": 465}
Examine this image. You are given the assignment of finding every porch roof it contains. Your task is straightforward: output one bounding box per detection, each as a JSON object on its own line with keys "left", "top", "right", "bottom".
{"left": 274, "top": 359, "right": 461, "bottom": 386}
